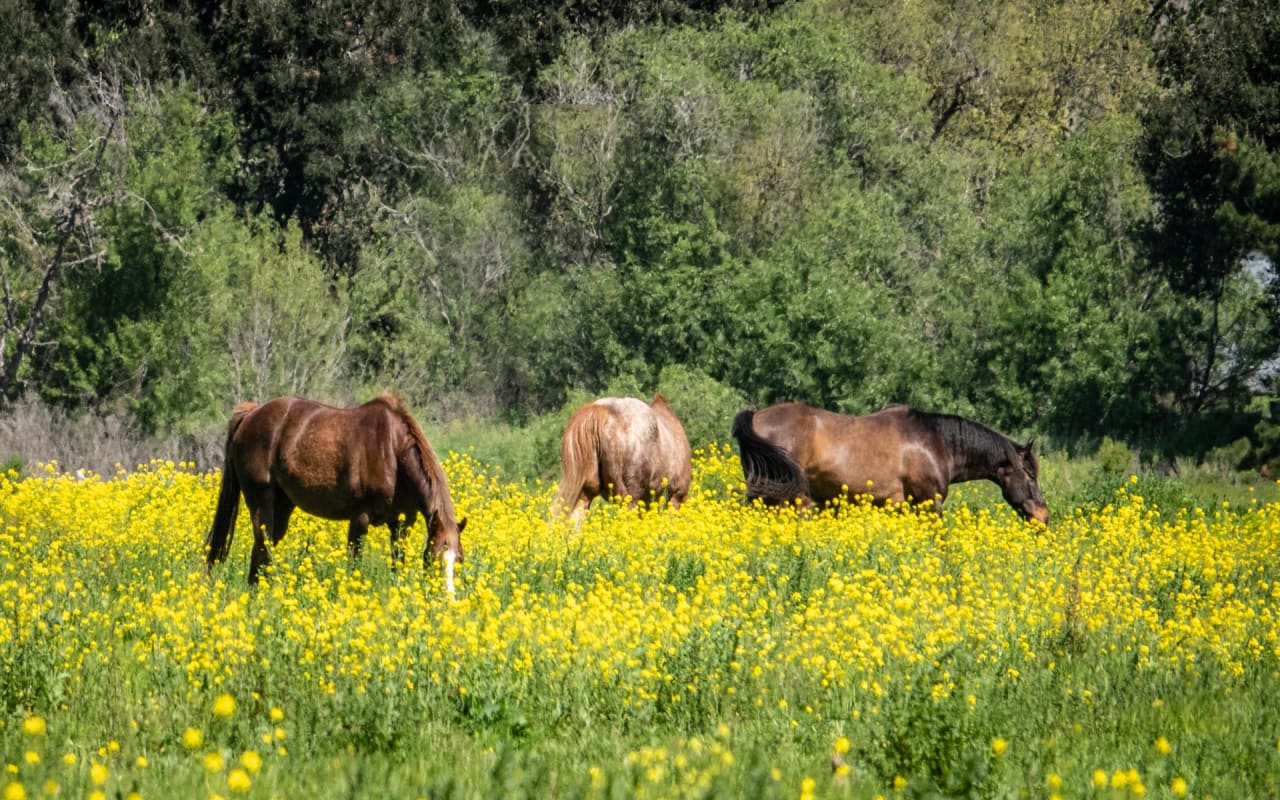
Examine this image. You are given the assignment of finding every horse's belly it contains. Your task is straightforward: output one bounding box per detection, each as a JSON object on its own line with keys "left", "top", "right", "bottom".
{"left": 808, "top": 461, "right": 900, "bottom": 503}
{"left": 275, "top": 472, "right": 391, "bottom": 520}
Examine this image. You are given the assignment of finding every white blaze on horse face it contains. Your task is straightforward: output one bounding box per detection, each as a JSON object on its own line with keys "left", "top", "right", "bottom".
{"left": 443, "top": 548, "right": 457, "bottom": 597}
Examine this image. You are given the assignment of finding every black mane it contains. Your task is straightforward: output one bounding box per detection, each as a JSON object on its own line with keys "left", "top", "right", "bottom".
{"left": 910, "top": 410, "right": 1018, "bottom": 476}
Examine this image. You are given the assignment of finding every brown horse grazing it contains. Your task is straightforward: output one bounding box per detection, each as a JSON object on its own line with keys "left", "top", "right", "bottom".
{"left": 555, "top": 394, "right": 693, "bottom": 519}
{"left": 732, "top": 402, "right": 1049, "bottom": 523}
{"left": 205, "top": 394, "right": 466, "bottom": 589}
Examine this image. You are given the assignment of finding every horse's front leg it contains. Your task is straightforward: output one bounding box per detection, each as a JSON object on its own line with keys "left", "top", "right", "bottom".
{"left": 347, "top": 512, "right": 371, "bottom": 562}
{"left": 389, "top": 512, "right": 415, "bottom": 568}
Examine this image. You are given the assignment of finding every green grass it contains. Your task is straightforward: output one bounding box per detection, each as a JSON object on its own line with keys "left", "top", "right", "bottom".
{"left": 3, "top": 449, "right": 1279, "bottom": 799}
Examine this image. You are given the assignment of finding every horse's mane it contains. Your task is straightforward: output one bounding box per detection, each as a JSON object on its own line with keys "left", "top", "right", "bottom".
{"left": 372, "top": 393, "right": 455, "bottom": 517}
{"left": 915, "top": 410, "right": 1020, "bottom": 473}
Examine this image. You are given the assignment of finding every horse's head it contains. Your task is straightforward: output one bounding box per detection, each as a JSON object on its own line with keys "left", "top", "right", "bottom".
{"left": 998, "top": 440, "right": 1049, "bottom": 524}
{"left": 426, "top": 515, "right": 466, "bottom": 596}
{"left": 426, "top": 515, "right": 466, "bottom": 564}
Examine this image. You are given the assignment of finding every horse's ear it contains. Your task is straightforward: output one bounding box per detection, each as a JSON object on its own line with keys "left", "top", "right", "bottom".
{"left": 1022, "top": 439, "right": 1035, "bottom": 454}
{"left": 457, "top": 517, "right": 467, "bottom": 534}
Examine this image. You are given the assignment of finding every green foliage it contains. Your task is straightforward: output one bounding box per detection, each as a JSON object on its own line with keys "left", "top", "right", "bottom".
{"left": 0, "top": 0, "right": 1277, "bottom": 455}
{"left": 1095, "top": 437, "right": 1136, "bottom": 476}
{"left": 0, "top": 0, "right": 80, "bottom": 157}
{"left": 204, "top": 214, "right": 351, "bottom": 409}
{"left": 655, "top": 365, "right": 746, "bottom": 450}
{"left": 974, "top": 116, "right": 1191, "bottom": 435}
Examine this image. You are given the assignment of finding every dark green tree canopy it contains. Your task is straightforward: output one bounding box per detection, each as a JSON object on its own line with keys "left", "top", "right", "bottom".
{"left": 1, "top": 0, "right": 1277, "bottom": 453}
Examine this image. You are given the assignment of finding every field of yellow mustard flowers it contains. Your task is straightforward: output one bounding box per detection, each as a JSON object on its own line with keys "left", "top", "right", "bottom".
{"left": 2, "top": 447, "right": 1280, "bottom": 799}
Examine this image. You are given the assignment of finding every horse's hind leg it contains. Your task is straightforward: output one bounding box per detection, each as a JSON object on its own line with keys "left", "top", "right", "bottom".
{"left": 245, "top": 491, "right": 293, "bottom": 585}
{"left": 271, "top": 499, "right": 294, "bottom": 545}
{"left": 245, "top": 494, "right": 273, "bottom": 585}
{"left": 347, "top": 512, "right": 371, "bottom": 563}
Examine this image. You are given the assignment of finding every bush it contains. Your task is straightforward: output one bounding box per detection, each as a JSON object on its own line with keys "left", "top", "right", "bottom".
{"left": 655, "top": 364, "right": 747, "bottom": 449}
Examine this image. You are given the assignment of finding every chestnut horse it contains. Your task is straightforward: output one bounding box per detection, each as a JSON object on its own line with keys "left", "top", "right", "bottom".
{"left": 205, "top": 394, "right": 466, "bottom": 589}
{"left": 555, "top": 395, "right": 693, "bottom": 519}
{"left": 732, "top": 402, "right": 1048, "bottom": 523}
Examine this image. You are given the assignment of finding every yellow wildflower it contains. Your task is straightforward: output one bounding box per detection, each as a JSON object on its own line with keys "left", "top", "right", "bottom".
{"left": 240, "top": 751, "right": 262, "bottom": 774}
{"left": 213, "top": 694, "right": 236, "bottom": 719}
{"left": 227, "top": 768, "right": 252, "bottom": 793}
{"left": 182, "top": 728, "right": 203, "bottom": 750}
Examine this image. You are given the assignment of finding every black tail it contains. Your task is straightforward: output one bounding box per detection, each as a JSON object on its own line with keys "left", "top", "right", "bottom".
{"left": 205, "top": 404, "right": 255, "bottom": 569}
{"left": 731, "top": 409, "right": 809, "bottom": 503}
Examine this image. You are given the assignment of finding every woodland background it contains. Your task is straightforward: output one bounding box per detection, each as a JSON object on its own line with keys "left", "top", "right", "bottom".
{"left": 1, "top": 0, "right": 1278, "bottom": 475}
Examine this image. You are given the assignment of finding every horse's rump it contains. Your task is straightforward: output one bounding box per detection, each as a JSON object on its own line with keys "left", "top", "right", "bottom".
{"left": 205, "top": 401, "right": 262, "bottom": 565}
{"left": 556, "top": 402, "right": 611, "bottom": 513}
{"left": 731, "top": 409, "right": 810, "bottom": 503}
{"left": 556, "top": 395, "right": 692, "bottom": 514}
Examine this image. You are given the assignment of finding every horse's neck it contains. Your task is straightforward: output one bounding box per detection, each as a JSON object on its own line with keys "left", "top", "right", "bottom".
{"left": 942, "top": 419, "right": 1008, "bottom": 484}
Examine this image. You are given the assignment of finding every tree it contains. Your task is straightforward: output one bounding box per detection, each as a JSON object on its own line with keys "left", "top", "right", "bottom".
{"left": 860, "top": 0, "right": 1152, "bottom": 153}
{"left": 0, "top": 69, "right": 124, "bottom": 403}
{"left": 977, "top": 116, "right": 1190, "bottom": 436}
{"left": 344, "top": 37, "right": 533, "bottom": 411}
{"left": 0, "top": 0, "right": 82, "bottom": 158}
{"left": 1142, "top": 0, "right": 1280, "bottom": 411}
{"left": 214, "top": 216, "right": 351, "bottom": 406}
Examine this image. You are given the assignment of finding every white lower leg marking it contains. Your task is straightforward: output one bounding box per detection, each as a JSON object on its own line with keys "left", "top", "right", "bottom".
{"left": 444, "top": 549, "right": 457, "bottom": 597}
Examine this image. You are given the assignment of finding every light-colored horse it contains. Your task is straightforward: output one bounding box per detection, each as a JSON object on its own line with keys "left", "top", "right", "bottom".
{"left": 555, "top": 394, "right": 692, "bottom": 520}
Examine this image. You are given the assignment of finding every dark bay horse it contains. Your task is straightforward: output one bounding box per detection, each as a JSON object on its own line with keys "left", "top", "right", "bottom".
{"left": 555, "top": 394, "right": 693, "bottom": 519}
{"left": 205, "top": 394, "right": 466, "bottom": 589}
{"left": 732, "top": 402, "right": 1048, "bottom": 523}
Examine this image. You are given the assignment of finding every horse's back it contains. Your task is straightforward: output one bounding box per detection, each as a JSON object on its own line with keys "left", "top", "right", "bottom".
{"left": 596, "top": 396, "right": 690, "bottom": 479}
{"left": 230, "top": 396, "right": 403, "bottom": 518}
{"left": 227, "top": 396, "right": 307, "bottom": 479}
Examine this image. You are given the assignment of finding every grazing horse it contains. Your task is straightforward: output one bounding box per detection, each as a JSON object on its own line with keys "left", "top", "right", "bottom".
{"left": 205, "top": 394, "right": 467, "bottom": 589}
{"left": 732, "top": 402, "right": 1049, "bottom": 523}
{"left": 555, "top": 394, "right": 693, "bottom": 519}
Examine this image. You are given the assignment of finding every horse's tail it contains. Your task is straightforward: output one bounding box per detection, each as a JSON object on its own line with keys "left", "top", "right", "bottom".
{"left": 731, "top": 409, "right": 809, "bottom": 503}
{"left": 555, "top": 404, "right": 605, "bottom": 516}
{"left": 205, "top": 402, "right": 257, "bottom": 569}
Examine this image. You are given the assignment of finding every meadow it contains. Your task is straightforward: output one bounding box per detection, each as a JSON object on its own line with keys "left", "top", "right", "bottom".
{"left": 1, "top": 446, "right": 1279, "bottom": 799}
